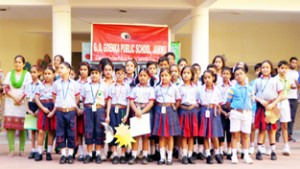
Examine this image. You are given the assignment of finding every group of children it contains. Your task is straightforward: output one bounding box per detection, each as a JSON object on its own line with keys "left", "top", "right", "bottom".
{"left": 22, "top": 53, "right": 297, "bottom": 165}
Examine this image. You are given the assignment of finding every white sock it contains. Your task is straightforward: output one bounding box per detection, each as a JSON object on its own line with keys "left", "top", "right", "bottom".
{"left": 257, "top": 145, "right": 263, "bottom": 152}
{"left": 167, "top": 151, "right": 173, "bottom": 161}
{"left": 205, "top": 149, "right": 211, "bottom": 156}
{"left": 61, "top": 148, "right": 67, "bottom": 156}
{"left": 155, "top": 144, "right": 159, "bottom": 150}
{"left": 143, "top": 151, "right": 148, "bottom": 157}
{"left": 199, "top": 145, "right": 204, "bottom": 153}
{"left": 160, "top": 148, "right": 165, "bottom": 160}
{"left": 232, "top": 148, "right": 237, "bottom": 156}
{"left": 38, "top": 146, "right": 43, "bottom": 154}
{"left": 194, "top": 144, "right": 198, "bottom": 153}
{"left": 31, "top": 148, "right": 36, "bottom": 152}
{"left": 113, "top": 151, "right": 118, "bottom": 157}
{"left": 127, "top": 148, "right": 131, "bottom": 153}
{"left": 188, "top": 151, "right": 193, "bottom": 158}
{"left": 182, "top": 149, "right": 188, "bottom": 156}
{"left": 68, "top": 149, "right": 74, "bottom": 156}
{"left": 121, "top": 151, "right": 125, "bottom": 156}
{"left": 220, "top": 146, "right": 224, "bottom": 154}
{"left": 78, "top": 145, "right": 84, "bottom": 155}
{"left": 250, "top": 142, "right": 254, "bottom": 147}
{"left": 284, "top": 143, "right": 289, "bottom": 148}
{"left": 271, "top": 145, "right": 276, "bottom": 152}
{"left": 132, "top": 150, "right": 137, "bottom": 158}
{"left": 214, "top": 149, "right": 220, "bottom": 155}
{"left": 96, "top": 150, "right": 101, "bottom": 155}
{"left": 47, "top": 145, "right": 52, "bottom": 153}
{"left": 243, "top": 149, "right": 249, "bottom": 156}
{"left": 228, "top": 148, "right": 232, "bottom": 154}
{"left": 89, "top": 152, "right": 93, "bottom": 156}
{"left": 151, "top": 145, "right": 155, "bottom": 154}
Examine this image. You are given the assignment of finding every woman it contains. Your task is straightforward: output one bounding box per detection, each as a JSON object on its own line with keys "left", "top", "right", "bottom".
{"left": 3, "top": 55, "right": 32, "bottom": 156}
{"left": 53, "top": 55, "right": 64, "bottom": 80}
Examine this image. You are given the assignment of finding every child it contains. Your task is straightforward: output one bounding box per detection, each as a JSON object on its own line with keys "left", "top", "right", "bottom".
{"left": 34, "top": 67, "right": 56, "bottom": 161}
{"left": 128, "top": 68, "right": 155, "bottom": 165}
{"left": 82, "top": 66, "right": 106, "bottom": 164}
{"left": 274, "top": 60, "right": 295, "bottom": 155}
{"left": 178, "top": 66, "right": 198, "bottom": 164}
{"left": 125, "top": 59, "right": 137, "bottom": 87}
{"left": 76, "top": 62, "right": 90, "bottom": 161}
{"left": 177, "top": 58, "right": 188, "bottom": 74}
{"left": 25, "top": 65, "right": 41, "bottom": 159}
{"left": 146, "top": 61, "right": 159, "bottom": 87}
{"left": 53, "top": 55, "right": 64, "bottom": 80}
{"left": 106, "top": 65, "right": 131, "bottom": 164}
{"left": 53, "top": 62, "right": 80, "bottom": 164}
{"left": 218, "top": 66, "right": 233, "bottom": 160}
{"left": 152, "top": 67, "right": 181, "bottom": 165}
{"left": 165, "top": 52, "right": 176, "bottom": 66}
{"left": 197, "top": 70, "right": 223, "bottom": 164}
{"left": 212, "top": 55, "right": 226, "bottom": 86}
{"left": 253, "top": 60, "right": 283, "bottom": 161}
{"left": 158, "top": 56, "right": 169, "bottom": 70}
{"left": 170, "top": 64, "right": 182, "bottom": 86}
{"left": 227, "top": 67, "right": 254, "bottom": 164}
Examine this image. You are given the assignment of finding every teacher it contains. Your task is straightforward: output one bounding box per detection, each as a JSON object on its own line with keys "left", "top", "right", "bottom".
{"left": 3, "top": 55, "right": 32, "bottom": 157}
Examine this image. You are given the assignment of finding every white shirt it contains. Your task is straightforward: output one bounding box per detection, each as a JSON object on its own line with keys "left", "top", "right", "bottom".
{"left": 129, "top": 84, "right": 155, "bottom": 103}
{"left": 107, "top": 82, "right": 131, "bottom": 105}
{"left": 81, "top": 82, "right": 106, "bottom": 106}
{"left": 218, "top": 82, "right": 232, "bottom": 105}
{"left": 77, "top": 78, "right": 91, "bottom": 101}
{"left": 36, "top": 82, "right": 53, "bottom": 100}
{"left": 155, "top": 83, "right": 181, "bottom": 103}
{"left": 253, "top": 76, "right": 283, "bottom": 101}
{"left": 197, "top": 85, "right": 222, "bottom": 105}
{"left": 286, "top": 69, "right": 299, "bottom": 99}
{"left": 24, "top": 80, "right": 41, "bottom": 100}
{"left": 179, "top": 84, "right": 198, "bottom": 105}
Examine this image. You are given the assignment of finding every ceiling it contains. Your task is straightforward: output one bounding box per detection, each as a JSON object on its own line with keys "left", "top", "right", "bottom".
{"left": 1, "top": 0, "right": 300, "bottom": 34}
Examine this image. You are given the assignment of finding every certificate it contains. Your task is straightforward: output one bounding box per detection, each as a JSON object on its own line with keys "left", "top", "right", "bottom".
{"left": 24, "top": 114, "right": 37, "bottom": 130}
{"left": 129, "top": 113, "right": 151, "bottom": 137}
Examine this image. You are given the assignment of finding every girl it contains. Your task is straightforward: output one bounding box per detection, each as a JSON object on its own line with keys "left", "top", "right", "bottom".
{"left": 152, "top": 68, "right": 181, "bottom": 165}
{"left": 178, "top": 66, "right": 198, "bottom": 164}
{"left": 53, "top": 62, "right": 80, "bottom": 164}
{"left": 226, "top": 67, "right": 254, "bottom": 164}
{"left": 212, "top": 55, "right": 226, "bottom": 85}
{"left": 254, "top": 60, "right": 283, "bottom": 161}
{"left": 53, "top": 55, "right": 64, "bottom": 80}
{"left": 218, "top": 67, "right": 233, "bottom": 160}
{"left": 128, "top": 68, "right": 155, "bottom": 165}
{"left": 170, "top": 64, "right": 182, "bottom": 86}
{"left": 4, "top": 55, "right": 32, "bottom": 157}
{"left": 197, "top": 70, "right": 223, "bottom": 164}
{"left": 34, "top": 67, "right": 56, "bottom": 161}
{"left": 76, "top": 62, "right": 90, "bottom": 161}
{"left": 105, "top": 65, "right": 131, "bottom": 164}
{"left": 177, "top": 58, "right": 188, "bottom": 75}
{"left": 82, "top": 66, "right": 106, "bottom": 164}
{"left": 125, "top": 59, "right": 137, "bottom": 87}
{"left": 25, "top": 66, "right": 41, "bottom": 159}
{"left": 70, "top": 67, "right": 77, "bottom": 80}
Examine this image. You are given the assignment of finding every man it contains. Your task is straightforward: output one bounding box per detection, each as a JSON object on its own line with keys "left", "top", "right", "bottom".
{"left": 286, "top": 57, "right": 299, "bottom": 142}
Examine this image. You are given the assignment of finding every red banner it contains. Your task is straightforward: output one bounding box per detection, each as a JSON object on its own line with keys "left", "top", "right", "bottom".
{"left": 91, "top": 24, "right": 169, "bottom": 62}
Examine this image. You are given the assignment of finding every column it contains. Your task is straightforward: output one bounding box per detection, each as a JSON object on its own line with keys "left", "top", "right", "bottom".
{"left": 52, "top": 5, "right": 72, "bottom": 63}
{"left": 191, "top": 6, "right": 209, "bottom": 71}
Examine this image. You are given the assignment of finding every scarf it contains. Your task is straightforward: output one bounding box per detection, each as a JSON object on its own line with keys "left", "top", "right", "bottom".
{"left": 10, "top": 69, "right": 27, "bottom": 89}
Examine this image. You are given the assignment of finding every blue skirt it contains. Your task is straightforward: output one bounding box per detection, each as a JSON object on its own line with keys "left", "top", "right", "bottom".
{"left": 109, "top": 106, "right": 126, "bottom": 146}
{"left": 152, "top": 106, "right": 181, "bottom": 137}
{"left": 178, "top": 107, "right": 199, "bottom": 137}
{"left": 198, "top": 107, "right": 223, "bottom": 138}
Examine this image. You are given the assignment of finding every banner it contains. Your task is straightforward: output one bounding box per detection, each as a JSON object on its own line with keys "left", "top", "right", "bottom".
{"left": 92, "top": 24, "right": 169, "bottom": 62}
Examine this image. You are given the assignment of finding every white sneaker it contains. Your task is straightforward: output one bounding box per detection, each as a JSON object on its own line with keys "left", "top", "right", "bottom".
{"left": 260, "top": 146, "right": 267, "bottom": 154}
{"left": 244, "top": 155, "right": 253, "bottom": 164}
{"left": 231, "top": 155, "right": 238, "bottom": 164}
{"left": 282, "top": 146, "right": 291, "bottom": 156}
{"left": 249, "top": 146, "right": 255, "bottom": 155}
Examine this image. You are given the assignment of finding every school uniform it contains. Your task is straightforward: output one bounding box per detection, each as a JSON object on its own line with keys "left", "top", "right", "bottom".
{"left": 77, "top": 79, "right": 90, "bottom": 136}
{"left": 24, "top": 81, "right": 41, "bottom": 117}
{"left": 107, "top": 82, "right": 131, "bottom": 146}
{"left": 36, "top": 82, "right": 56, "bottom": 131}
{"left": 178, "top": 84, "right": 199, "bottom": 137}
{"left": 253, "top": 76, "right": 283, "bottom": 130}
{"left": 218, "top": 82, "right": 232, "bottom": 142}
{"left": 197, "top": 85, "right": 223, "bottom": 138}
{"left": 53, "top": 78, "right": 80, "bottom": 149}
{"left": 227, "top": 83, "right": 254, "bottom": 134}
{"left": 152, "top": 83, "right": 181, "bottom": 137}
{"left": 129, "top": 84, "right": 155, "bottom": 137}
{"left": 82, "top": 82, "right": 106, "bottom": 145}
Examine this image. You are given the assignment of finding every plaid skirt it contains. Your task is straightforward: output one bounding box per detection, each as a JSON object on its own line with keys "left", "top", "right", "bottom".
{"left": 178, "top": 107, "right": 199, "bottom": 137}
{"left": 198, "top": 107, "right": 223, "bottom": 138}
{"left": 254, "top": 102, "right": 277, "bottom": 130}
{"left": 37, "top": 102, "right": 56, "bottom": 131}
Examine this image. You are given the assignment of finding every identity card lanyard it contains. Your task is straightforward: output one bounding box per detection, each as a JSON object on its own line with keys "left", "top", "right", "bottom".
{"left": 160, "top": 86, "right": 170, "bottom": 114}
{"left": 204, "top": 89, "right": 214, "bottom": 118}
{"left": 114, "top": 85, "right": 124, "bottom": 114}
{"left": 29, "top": 82, "right": 38, "bottom": 102}
{"left": 62, "top": 81, "right": 70, "bottom": 109}
{"left": 90, "top": 83, "right": 100, "bottom": 112}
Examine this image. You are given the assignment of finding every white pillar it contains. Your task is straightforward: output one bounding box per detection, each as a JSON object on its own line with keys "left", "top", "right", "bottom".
{"left": 52, "top": 5, "right": 72, "bottom": 63}
{"left": 191, "top": 6, "right": 209, "bottom": 71}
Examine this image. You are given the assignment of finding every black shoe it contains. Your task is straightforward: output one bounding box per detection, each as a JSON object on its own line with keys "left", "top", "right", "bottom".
{"left": 112, "top": 156, "right": 119, "bottom": 164}
{"left": 125, "top": 152, "right": 132, "bottom": 160}
{"left": 182, "top": 156, "right": 188, "bottom": 164}
{"left": 215, "top": 154, "right": 223, "bottom": 164}
{"left": 107, "top": 151, "right": 113, "bottom": 159}
{"left": 188, "top": 157, "right": 196, "bottom": 164}
{"left": 46, "top": 153, "right": 52, "bottom": 161}
{"left": 206, "top": 155, "right": 213, "bottom": 164}
{"left": 157, "top": 159, "right": 165, "bottom": 165}
{"left": 226, "top": 153, "right": 232, "bottom": 160}
{"left": 271, "top": 152, "right": 277, "bottom": 160}
{"left": 154, "top": 150, "right": 160, "bottom": 161}
{"left": 128, "top": 156, "right": 137, "bottom": 165}
{"left": 84, "top": 155, "right": 93, "bottom": 164}
{"left": 197, "top": 152, "right": 205, "bottom": 160}
{"left": 288, "top": 135, "right": 296, "bottom": 142}
{"left": 34, "top": 153, "right": 42, "bottom": 161}
{"left": 166, "top": 160, "right": 173, "bottom": 165}
{"left": 55, "top": 148, "right": 61, "bottom": 154}
{"left": 73, "top": 146, "right": 78, "bottom": 158}
{"left": 173, "top": 148, "right": 179, "bottom": 158}
{"left": 92, "top": 151, "right": 96, "bottom": 159}
{"left": 192, "top": 152, "right": 197, "bottom": 159}
{"left": 59, "top": 156, "right": 67, "bottom": 164}
{"left": 142, "top": 156, "right": 148, "bottom": 165}
{"left": 120, "top": 156, "right": 127, "bottom": 164}
{"left": 78, "top": 155, "right": 84, "bottom": 161}
{"left": 256, "top": 151, "right": 263, "bottom": 160}
{"left": 95, "top": 155, "right": 102, "bottom": 164}
{"left": 210, "top": 149, "right": 215, "bottom": 156}
{"left": 28, "top": 152, "right": 36, "bottom": 159}
{"left": 276, "top": 137, "right": 280, "bottom": 143}
{"left": 68, "top": 155, "right": 74, "bottom": 164}
{"left": 147, "top": 155, "right": 153, "bottom": 162}
{"left": 240, "top": 153, "right": 244, "bottom": 159}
